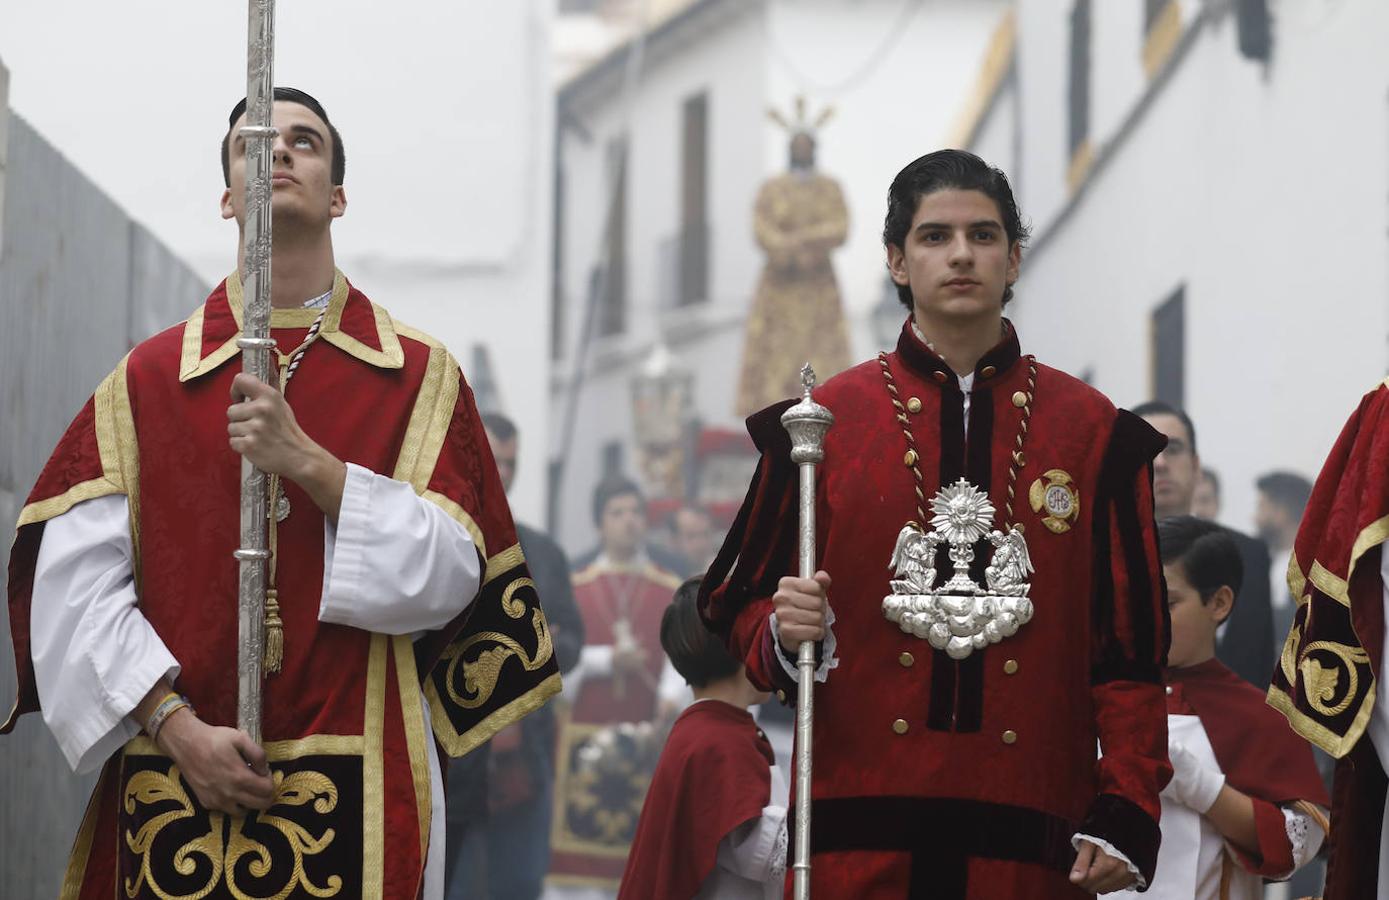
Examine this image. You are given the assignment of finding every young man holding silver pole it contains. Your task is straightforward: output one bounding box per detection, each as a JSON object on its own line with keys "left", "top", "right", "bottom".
{"left": 1, "top": 82, "right": 558, "bottom": 897}
{"left": 701, "top": 150, "right": 1171, "bottom": 898}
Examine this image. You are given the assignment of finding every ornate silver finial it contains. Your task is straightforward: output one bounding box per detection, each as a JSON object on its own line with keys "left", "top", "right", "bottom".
{"left": 782, "top": 362, "right": 834, "bottom": 466}
{"left": 882, "top": 478, "right": 1034, "bottom": 660}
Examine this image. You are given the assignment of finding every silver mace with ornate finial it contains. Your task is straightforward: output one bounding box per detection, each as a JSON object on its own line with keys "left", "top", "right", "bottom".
{"left": 781, "top": 363, "right": 834, "bottom": 900}
{"left": 234, "top": 0, "right": 277, "bottom": 746}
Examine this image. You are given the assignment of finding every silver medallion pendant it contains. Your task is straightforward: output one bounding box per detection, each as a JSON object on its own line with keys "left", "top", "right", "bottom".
{"left": 274, "top": 485, "right": 291, "bottom": 523}
{"left": 882, "top": 478, "right": 1034, "bottom": 660}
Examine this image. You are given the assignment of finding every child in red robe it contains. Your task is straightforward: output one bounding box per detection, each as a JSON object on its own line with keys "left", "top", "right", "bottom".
{"left": 619, "top": 578, "right": 788, "bottom": 900}
{"left": 1133, "top": 516, "right": 1329, "bottom": 899}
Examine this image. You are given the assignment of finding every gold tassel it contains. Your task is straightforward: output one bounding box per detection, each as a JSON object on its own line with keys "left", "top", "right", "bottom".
{"left": 264, "top": 588, "right": 284, "bottom": 674}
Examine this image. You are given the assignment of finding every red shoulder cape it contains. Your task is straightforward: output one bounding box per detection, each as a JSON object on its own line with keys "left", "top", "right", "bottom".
{"left": 1168, "top": 659, "right": 1327, "bottom": 806}
{"left": 618, "top": 700, "right": 774, "bottom": 900}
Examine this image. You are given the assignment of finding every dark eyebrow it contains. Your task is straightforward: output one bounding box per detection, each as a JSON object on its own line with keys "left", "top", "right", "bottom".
{"left": 914, "top": 219, "right": 1004, "bottom": 233}
{"left": 286, "top": 123, "right": 325, "bottom": 144}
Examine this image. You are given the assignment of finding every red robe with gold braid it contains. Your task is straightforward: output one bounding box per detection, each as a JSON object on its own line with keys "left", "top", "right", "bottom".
{"left": 2, "top": 271, "right": 560, "bottom": 899}
{"left": 1267, "top": 378, "right": 1389, "bottom": 899}
{"left": 701, "top": 320, "right": 1172, "bottom": 899}
{"left": 548, "top": 559, "right": 680, "bottom": 890}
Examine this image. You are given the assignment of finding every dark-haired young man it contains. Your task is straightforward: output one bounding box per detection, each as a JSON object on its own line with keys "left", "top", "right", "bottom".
{"left": 1133, "top": 401, "right": 1276, "bottom": 687}
{"left": 702, "top": 149, "right": 1171, "bottom": 898}
{"left": 1145, "top": 517, "right": 1327, "bottom": 900}
{"left": 2, "top": 88, "right": 558, "bottom": 897}
{"left": 548, "top": 476, "right": 682, "bottom": 895}
{"left": 620, "top": 578, "right": 787, "bottom": 900}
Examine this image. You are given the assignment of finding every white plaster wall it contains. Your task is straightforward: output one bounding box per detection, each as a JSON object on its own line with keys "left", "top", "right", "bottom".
{"left": 1003, "top": 0, "right": 1389, "bottom": 531}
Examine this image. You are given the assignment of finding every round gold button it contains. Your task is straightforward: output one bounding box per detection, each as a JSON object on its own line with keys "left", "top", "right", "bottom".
{"left": 899, "top": 652, "right": 915, "bottom": 668}
{"left": 1002, "top": 730, "right": 1018, "bottom": 745}
{"left": 1003, "top": 659, "right": 1019, "bottom": 675}
{"left": 1012, "top": 391, "right": 1028, "bottom": 408}
{"left": 980, "top": 365, "right": 997, "bottom": 379}
{"left": 906, "top": 397, "right": 922, "bottom": 414}
{"left": 904, "top": 450, "right": 918, "bottom": 467}
{"left": 777, "top": 690, "right": 787, "bottom": 703}
{"left": 893, "top": 719, "right": 909, "bottom": 735}
{"left": 933, "top": 371, "right": 948, "bottom": 384}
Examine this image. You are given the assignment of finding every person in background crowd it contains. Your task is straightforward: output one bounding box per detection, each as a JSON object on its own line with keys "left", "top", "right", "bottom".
{"left": 1134, "top": 401, "right": 1275, "bottom": 686}
{"left": 670, "top": 503, "right": 718, "bottom": 578}
{"left": 1193, "top": 467, "right": 1221, "bottom": 521}
{"left": 447, "top": 412, "right": 586, "bottom": 900}
{"left": 1254, "top": 470, "right": 1314, "bottom": 642}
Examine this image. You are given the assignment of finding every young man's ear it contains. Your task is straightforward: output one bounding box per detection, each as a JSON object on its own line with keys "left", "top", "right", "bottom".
{"left": 1006, "top": 240, "right": 1022, "bottom": 286}
{"left": 886, "top": 243, "right": 910, "bottom": 287}
{"left": 1208, "top": 585, "right": 1236, "bottom": 626}
{"left": 220, "top": 188, "right": 235, "bottom": 221}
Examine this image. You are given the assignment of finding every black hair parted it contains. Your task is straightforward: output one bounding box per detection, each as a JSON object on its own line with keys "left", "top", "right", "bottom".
{"left": 1131, "top": 400, "right": 1198, "bottom": 456}
{"left": 591, "top": 474, "right": 644, "bottom": 526}
{"left": 1157, "top": 516, "right": 1244, "bottom": 613}
{"left": 882, "top": 149, "right": 1030, "bottom": 309}
{"left": 661, "top": 577, "right": 741, "bottom": 688}
{"left": 221, "top": 87, "right": 346, "bottom": 187}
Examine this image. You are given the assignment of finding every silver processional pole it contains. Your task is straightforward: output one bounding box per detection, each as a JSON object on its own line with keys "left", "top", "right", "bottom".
{"left": 781, "top": 364, "right": 834, "bottom": 900}
{"left": 234, "top": 0, "right": 277, "bottom": 745}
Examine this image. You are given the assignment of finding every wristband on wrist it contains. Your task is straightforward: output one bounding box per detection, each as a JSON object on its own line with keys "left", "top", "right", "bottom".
{"left": 146, "top": 693, "right": 194, "bottom": 743}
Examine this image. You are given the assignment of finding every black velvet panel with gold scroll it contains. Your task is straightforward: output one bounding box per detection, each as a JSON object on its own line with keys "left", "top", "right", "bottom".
{"left": 116, "top": 737, "right": 364, "bottom": 899}
{"left": 424, "top": 551, "right": 562, "bottom": 758}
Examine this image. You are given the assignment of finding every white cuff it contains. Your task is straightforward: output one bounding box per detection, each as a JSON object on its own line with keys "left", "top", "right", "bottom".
{"left": 1281, "top": 804, "right": 1326, "bottom": 874}
{"left": 769, "top": 603, "right": 839, "bottom": 684}
{"left": 1072, "top": 833, "right": 1145, "bottom": 891}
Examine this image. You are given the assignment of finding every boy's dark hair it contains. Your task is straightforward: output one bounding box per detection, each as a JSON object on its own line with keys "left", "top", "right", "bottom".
{"left": 222, "top": 87, "right": 346, "bottom": 187}
{"left": 480, "top": 412, "right": 518, "bottom": 442}
{"left": 882, "top": 149, "right": 1030, "bottom": 309}
{"left": 592, "top": 474, "right": 644, "bottom": 526}
{"left": 661, "top": 577, "right": 741, "bottom": 688}
{"left": 1131, "top": 400, "right": 1198, "bottom": 456}
{"left": 1158, "top": 516, "right": 1243, "bottom": 617}
{"left": 1255, "top": 470, "right": 1313, "bottom": 520}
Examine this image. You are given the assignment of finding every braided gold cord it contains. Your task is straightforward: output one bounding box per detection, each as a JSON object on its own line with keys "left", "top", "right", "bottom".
{"left": 877, "top": 352, "right": 1039, "bottom": 529}
{"left": 878, "top": 352, "right": 928, "bottom": 525}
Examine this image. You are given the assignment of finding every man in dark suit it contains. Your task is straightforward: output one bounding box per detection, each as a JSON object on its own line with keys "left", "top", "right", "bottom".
{"left": 445, "top": 413, "right": 586, "bottom": 900}
{"left": 1134, "top": 402, "right": 1276, "bottom": 686}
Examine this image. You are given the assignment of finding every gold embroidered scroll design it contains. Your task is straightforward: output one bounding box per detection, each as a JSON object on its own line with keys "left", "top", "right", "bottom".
{"left": 443, "top": 578, "right": 554, "bottom": 710}
{"left": 1281, "top": 623, "right": 1372, "bottom": 720}
{"left": 123, "top": 766, "right": 343, "bottom": 900}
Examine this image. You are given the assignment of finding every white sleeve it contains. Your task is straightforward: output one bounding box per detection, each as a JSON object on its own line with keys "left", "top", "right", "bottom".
{"left": 30, "top": 494, "right": 180, "bottom": 774}
{"left": 714, "top": 768, "right": 789, "bottom": 884}
{"left": 1281, "top": 804, "right": 1327, "bottom": 873}
{"left": 319, "top": 463, "right": 482, "bottom": 635}
{"left": 769, "top": 602, "right": 839, "bottom": 683}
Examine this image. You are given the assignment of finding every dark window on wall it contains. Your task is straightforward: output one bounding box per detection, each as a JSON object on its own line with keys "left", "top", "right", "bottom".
{"left": 598, "top": 137, "right": 628, "bottom": 337}
{"left": 550, "top": 151, "right": 566, "bottom": 360}
{"left": 679, "top": 92, "right": 709, "bottom": 306}
{"left": 1067, "top": 0, "right": 1092, "bottom": 157}
{"left": 601, "top": 440, "right": 624, "bottom": 478}
{"left": 1151, "top": 286, "right": 1186, "bottom": 408}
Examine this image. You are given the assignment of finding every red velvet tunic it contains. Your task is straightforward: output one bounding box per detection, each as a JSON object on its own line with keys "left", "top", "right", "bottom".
{"left": 1266, "top": 377, "right": 1389, "bottom": 899}
{"left": 3, "top": 272, "right": 560, "bottom": 899}
{"left": 702, "top": 320, "right": 1172, "bottom": 899}
{"left": 548, "top": 560, "right": 680, "bottom": 889}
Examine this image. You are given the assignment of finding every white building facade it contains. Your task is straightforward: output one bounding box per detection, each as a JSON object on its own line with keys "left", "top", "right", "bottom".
{"left": 964, "top": 0, "right": 1389, "bottom": 531}
{"left": 548, "top": 0, "right": 1010, "bottom": 551}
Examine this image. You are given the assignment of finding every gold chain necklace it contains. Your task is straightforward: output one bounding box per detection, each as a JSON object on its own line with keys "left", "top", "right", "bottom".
{"left": 876, "top": 351, "right": 1038, "bottom": 530}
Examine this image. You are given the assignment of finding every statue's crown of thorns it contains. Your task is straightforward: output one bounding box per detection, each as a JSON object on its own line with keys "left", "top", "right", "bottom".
{"left": 767, "top": 95, "right": 835, "bottom": 136}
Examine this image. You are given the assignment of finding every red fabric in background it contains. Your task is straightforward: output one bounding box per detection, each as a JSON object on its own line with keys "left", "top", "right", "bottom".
{"left": 619, "top": 701, "right": 774, "bottom": 900}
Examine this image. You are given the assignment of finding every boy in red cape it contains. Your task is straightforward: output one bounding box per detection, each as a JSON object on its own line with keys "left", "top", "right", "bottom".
{"left": 620, "top": 577, "right": 788, "bottom": 900}
{"left": 1136, "top": 516, "right": 1327, "bottom": 899}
